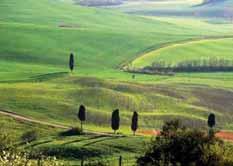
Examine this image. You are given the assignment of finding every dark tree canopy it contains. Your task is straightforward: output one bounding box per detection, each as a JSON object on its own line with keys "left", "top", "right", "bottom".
{"left": 69, "top": 53, "right": 74, "bottom": 72}
{"left": 208, "top": 113, "right": 216, "bottom": 128}
{"left": 78, "top": 105, "right": 86, "bottom": 122}
{"left": 111, "top": 109, "right": 120, "bottom": 133}
{"left": 131, "top": 111, "right": 138, "bottom": 135}
{"left": 137, "top": 120, "right": 226, "bottom": 166}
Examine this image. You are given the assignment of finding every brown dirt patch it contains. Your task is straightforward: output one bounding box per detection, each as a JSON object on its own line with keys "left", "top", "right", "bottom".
{"left": 215, "top": 131, "right": 233, "bottom": 141}
{"left": 139, "top": 130, "right": 233, "bottom": 142}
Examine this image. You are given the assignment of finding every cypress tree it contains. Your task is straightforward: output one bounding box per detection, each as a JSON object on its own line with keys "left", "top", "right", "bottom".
{"left": 69, "top": 53, "right": 74, "bottom": 72}
{"left": 208, "top": 113, "right": 216, "bottom": 137}
{"left": 78, "top": 105, "right": 86, "bottom": 132}
{"left": 111, "top": 109, "right": 120, "bottom": 134}
{"left": 208, "top": 113, "right": 215, "bottom": 128}
{"left": 131, "top": 111, "right": 138, "bottom": 136}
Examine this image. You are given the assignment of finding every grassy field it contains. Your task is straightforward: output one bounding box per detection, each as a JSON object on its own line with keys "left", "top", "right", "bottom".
{"left": 1, "top": 0, "right": 233, "bottom": 164}
{"left": 1, "top": 0, "right": 233, "bottom": 81}
{"left": 131, "top": 38, "right": 233, "bottom": 68}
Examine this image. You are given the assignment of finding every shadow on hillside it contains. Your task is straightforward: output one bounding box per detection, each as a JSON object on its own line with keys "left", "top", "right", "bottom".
{"left": 38, "top": 146, "right": 110, "bottom": 159}
{"left": 62, "top": 135, "right": 107, "bottom": 145}
{"left": 30, "top": 72, "right": 68, "bottom": 82}
{"left": 82, "top": 136, "right": 120, "bottom": 147}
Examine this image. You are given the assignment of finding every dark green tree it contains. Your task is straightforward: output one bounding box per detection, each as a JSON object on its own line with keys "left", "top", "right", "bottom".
{"left": 78, "top": 105, "right": 86, "bottom": 132}
{"left": 208, "top": 113, "right": 216, "bottom": 137}
{"left": 131, "top": 111, "right": 138, "bottom": 136}
{"left": 137, "top": 120, "right": 224, "bottom": 166}
{"left": 111, "top": 109, "right": 120, "bottom": 134}
{"left": 208, "top": 113, "right": 216, "bottom": 128}
{"left": 69, "top": 53, "right": 74, "bottom": 72}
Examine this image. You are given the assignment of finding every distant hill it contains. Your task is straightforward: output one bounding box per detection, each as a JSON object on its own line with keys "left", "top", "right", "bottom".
{"left": 76, "top": 0, "right": 123, "bottom": 6}
{"left": 112, "top": 0, "right": 233, "bottom": 20}
{"left": 201, "top": 0, "right": 229, "bottom": 5}
{"left": 196, "top": 0, "right": 233, "bottom": 19}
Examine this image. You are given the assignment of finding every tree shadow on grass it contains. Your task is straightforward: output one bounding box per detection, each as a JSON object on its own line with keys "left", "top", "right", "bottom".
{"left": 82, "top": 136, "right": 120, "bottom": 147}
{"left": 30, "top": 72, "right": 68, "bottom": 82}
{"left": 38, "top": 146, "right": 109, "bottom": 160}
{"left": 35, "top": 135, "right": 125, "bottom": 160}
{"left": 30, "top": 140, "right": 54, "bottom": 147}
{"left": 62, "top": 135, "right": 107, "bottom": 145}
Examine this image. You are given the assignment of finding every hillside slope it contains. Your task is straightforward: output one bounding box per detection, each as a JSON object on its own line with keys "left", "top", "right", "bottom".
{"left": 0, "top": 0, "right": 233, "bottom": 134}
{"left": 2, "top": 0, "right": 233, "bottom": 81}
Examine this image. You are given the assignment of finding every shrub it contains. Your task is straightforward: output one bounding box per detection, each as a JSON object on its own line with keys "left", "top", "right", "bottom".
{"left": 59, "top": 127, "right": 82, "bottom": 137}
{"left": 0, "top": 130, "right": 14, "bottom": 152}
{"left": 0, "top": 130, "right": 63, "bottom": 166}
{"left": 21, "top": 130, "right": 38, "bottom": 143}
{"left": 0, "top": 151, "right": 63, "bottom": 166}
{"left": 137, "top": 120, "right": 233, "bottom": 166}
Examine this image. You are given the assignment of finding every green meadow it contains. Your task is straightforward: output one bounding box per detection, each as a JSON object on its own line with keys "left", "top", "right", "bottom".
{"left": 1, "top": 0, "right": 233, "bottom": 164}
{"left": 131, "top": 38, "right": 233, "bottom": 68}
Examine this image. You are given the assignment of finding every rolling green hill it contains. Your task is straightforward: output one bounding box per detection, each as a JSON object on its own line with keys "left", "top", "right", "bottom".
{"left": 1, "top": 0, "right": 233, "bottom": 81}
{"left": 1, "top": 0, "right": 233, "bottom": 134}
{"left": 1, "top": 0, "right": 233, "bottom": 164}
{"left": 131, "top": 38, "right": 233, "bottom": 69}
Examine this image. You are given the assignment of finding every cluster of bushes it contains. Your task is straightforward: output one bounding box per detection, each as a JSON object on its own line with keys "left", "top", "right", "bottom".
{"left": 147, "top": 58, "right": 233, "bottom": 73}
{"left": 126, "top": 58, "right": 233, "bottom": 75}
{"left": 0, "top": 128, "right": 63, "bottom": 166}
{"left": 59, "top": 127, "right": 83, "bottom": 136}
{"left": 137, "top": 120, "right": 233, "bottom": 166}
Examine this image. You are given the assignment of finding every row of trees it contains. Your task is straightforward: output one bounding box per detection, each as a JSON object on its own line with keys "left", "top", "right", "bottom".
{"left": 147, "top": 58, "right": 233, "bottom": 73}
{"left": 77, "top": 104, "right": 216, "bottom": 136}
{"left": 77, "top": 105, "right": 139, "bottom": 135}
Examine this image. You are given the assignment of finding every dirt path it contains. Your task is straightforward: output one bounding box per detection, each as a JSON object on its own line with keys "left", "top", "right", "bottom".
{"left": 2, "top": 109, "right": 232, "bottom": 140}
{"left": 0, "top": 109, "right": 124, "bottom": 137}
{"left": 0, "top": 109, "right": 69, "bottom": 129}
{"left": 138, "top": 130, "right": 233, "bottom": 142}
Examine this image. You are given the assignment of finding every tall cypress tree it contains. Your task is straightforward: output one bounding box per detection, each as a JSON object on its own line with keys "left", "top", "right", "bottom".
{"left": 78, "top": 105, "right": 86, "bottom": 132}
{"left": 131, "top": 111, "right": 138, "bottom": 136}
{"left": 208, "top": 113, "right": 216, "bottom": 137}
{"left": 69, "top": 53, "right": 74, "bottom": 72}
{"left": 111, "top": 109, "right": 120, "bottom": 134}
{"left": 208, "top": 113, "right": 215, "bottom": 128}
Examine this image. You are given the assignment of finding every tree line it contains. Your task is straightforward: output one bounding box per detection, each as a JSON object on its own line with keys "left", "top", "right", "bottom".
{"left": 77, "top": 105, "right": 139, "bottom": 135}
{"left": 77, "top": 104, "right": 216, "bottom": 136}
{"left": 146, "top": 58, "right": 233, "bottom": 73}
